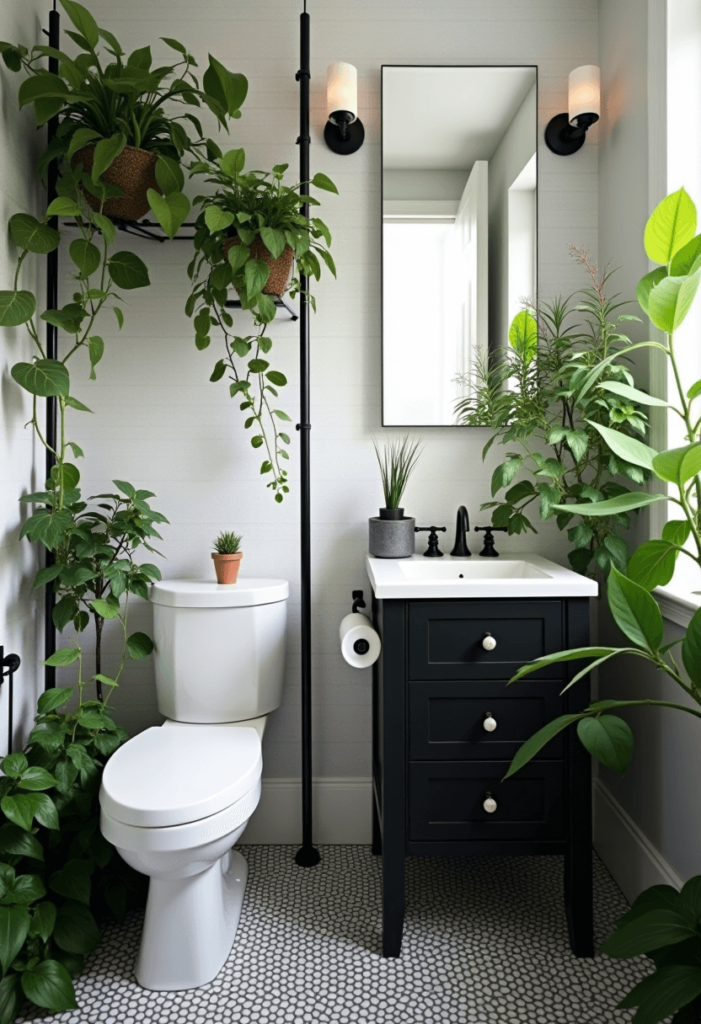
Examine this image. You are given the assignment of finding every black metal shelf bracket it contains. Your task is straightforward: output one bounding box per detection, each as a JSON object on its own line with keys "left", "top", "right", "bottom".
{"left": 1, "top": 647, "right": 20, "bottom": 755}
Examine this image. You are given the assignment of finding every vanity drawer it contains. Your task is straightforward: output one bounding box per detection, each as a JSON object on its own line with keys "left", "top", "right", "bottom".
{"left": 408, "top": 681, "right": 565, "bottom": 760}
{"left": 408, "top": 600, "right": 562, "bottom": 680}
{"left": 408, "top": 761, "right": 565, "bottom": 842}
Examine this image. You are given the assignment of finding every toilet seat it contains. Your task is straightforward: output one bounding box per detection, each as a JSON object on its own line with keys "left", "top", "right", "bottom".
{"left": 100, "top": 723, "right": 262, "bottom": 828}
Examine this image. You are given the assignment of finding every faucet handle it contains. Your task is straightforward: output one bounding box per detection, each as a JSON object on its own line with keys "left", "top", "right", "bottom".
{"left": 415, "top": 526, "right": 446, "bottom": 558}
{"left": 474, "top": 525, "right": 507, "bottom": 558}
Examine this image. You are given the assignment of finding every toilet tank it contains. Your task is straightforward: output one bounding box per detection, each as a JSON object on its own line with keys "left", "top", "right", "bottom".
{"left": 150, "top": 579, "right": 289, "bottom": 724}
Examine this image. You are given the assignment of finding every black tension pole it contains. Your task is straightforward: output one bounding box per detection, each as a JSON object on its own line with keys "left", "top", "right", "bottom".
{"left": 44, "top": 1, "right": 60, "bottom": 690}
{"left": 295, "top": 1, "right": 320, "bottom": 868}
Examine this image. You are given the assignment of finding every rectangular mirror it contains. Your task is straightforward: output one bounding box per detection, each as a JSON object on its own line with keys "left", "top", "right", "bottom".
{"left": 382, "top": 66, "right": 538, "bottom": 427}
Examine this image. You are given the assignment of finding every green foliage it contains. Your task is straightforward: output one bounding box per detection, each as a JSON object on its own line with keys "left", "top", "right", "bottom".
{"left": 372, "top": 436, "right": 422, "bottom": 510}
{"left": 458, "top": 249, "right": 651, "bottom": 576}
{"left": 0, "top": 0, "right": 248, "bottom": 236}
{"left": 186, "top": 148, "right": 338, "bottom": 501}
{"left": 0, "top": 692, "right": 146, "bottom": 1021}
{"left": 213, "top": 530, "right": 242, "bottom": 554}
{"left": 505, "top": 187, "right": 701, "bottom": 1023}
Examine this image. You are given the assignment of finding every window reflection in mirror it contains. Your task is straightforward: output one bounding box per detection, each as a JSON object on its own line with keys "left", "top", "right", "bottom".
{"left": 382, "top": 66, "right": 538, "bottom": 427}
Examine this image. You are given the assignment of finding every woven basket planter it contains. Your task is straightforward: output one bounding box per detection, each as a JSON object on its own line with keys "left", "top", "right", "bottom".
{"left": 71, "top": 145, "right": 159, "bottom": 221}
{"left": 224, "top": 235, "right": 295, "bottom": 296}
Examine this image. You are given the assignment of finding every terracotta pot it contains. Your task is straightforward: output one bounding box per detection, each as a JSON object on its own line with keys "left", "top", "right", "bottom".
{"left": 224, "top": 235, "right": 294, "bottom": 296}
{"left": 212, "top": 551, "right": 243, "bottom": 585}
{"left": 71, "top": 145, "right": 160, "bottom": 222}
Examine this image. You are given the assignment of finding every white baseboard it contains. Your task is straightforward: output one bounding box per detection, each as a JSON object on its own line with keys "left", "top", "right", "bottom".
{"left": 240, "top": 778, "right": 372, "bottom": 845}
{"left": 593, "top": 780, "right": 683, "bottom": 902}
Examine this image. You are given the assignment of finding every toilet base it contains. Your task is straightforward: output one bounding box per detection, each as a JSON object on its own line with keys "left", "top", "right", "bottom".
{"left": 136, "top": 849, "right": 248, "bottom": 991}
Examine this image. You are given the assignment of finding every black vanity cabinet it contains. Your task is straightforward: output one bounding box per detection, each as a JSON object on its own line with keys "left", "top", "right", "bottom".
{"left": 371, "top": 596, "right": 593, "bottom": 958}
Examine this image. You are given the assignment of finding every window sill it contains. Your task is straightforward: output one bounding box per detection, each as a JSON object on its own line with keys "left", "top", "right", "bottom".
{"left": 654, "top": 585, "right": 701, "bottom": 628}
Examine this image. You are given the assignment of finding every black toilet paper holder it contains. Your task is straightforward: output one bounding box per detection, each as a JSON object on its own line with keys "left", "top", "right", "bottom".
{"left": 351, "top": 590, "right": 366, "bottom": 614}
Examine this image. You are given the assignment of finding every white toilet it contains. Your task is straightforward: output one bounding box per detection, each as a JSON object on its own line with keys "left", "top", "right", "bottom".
{"left": 99, "top": 578, "right": 288, "bottom": 992}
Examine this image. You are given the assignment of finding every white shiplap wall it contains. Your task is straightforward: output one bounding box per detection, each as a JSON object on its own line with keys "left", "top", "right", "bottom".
{"left": 0, "top": 0, "right": 48, "bottom": 750}
{"left": 51, "top": 0, "right": 599, "bottom": 786}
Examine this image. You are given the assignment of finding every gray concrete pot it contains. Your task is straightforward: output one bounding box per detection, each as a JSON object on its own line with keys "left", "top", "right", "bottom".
{"left": 369, "top": 512, "right": 416, "bottom": 558}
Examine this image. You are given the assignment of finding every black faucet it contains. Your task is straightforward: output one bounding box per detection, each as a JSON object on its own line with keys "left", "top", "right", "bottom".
{"left": 415, "top": 526, "right": 447, "bottom": 557}
{"left": 450, "top": 506, "right": 472, "bottom": 557}
{"left": 475, "top": 525, "right": 507, "bottom": 557}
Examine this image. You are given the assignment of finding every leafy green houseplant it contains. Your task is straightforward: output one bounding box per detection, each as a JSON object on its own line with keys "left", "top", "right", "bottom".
{"left": 212, "top": 530, "right": 243, "bottom": 585}
{"left": 369, "top": 437, "right": 422, "bottom": 559}
{"left": 0, "top": 0, "right": 247, "bottom": 234}
{"left": 507, "top": 187, "right": 701, "bottom": 1023}
{"left": 185, "top": 148, "right": 338, "bottom": 500}
{"left": 457, "top": 250, "right": 653, "bottom": 576}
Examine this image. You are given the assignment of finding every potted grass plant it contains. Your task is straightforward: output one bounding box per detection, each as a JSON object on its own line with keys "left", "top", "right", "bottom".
{"left": 369, "top": 437, "right": 422, "bottom": 558}
{"left": 212, "top": 530, "right": 243, "bottom": 584}
{"left": 0, "top": 0, "right": 247, "bottom": 232}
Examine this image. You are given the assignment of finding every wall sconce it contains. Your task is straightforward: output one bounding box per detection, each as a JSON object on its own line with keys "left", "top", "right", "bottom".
{"left": 324, "top": 62, "right": 365, "bottom": 155}
{"left": 545, "top": 65, "right": 600, "bottom": 156}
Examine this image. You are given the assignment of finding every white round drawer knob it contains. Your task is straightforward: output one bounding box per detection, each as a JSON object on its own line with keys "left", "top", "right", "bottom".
{"left": 482, "top": 632, "right": 497, "bottom": 651}
{"left": 483, "top": 793, "right": 497, "bottom": 814}
{"left": 483, "top": 713, "right": 497, "bottom": 733}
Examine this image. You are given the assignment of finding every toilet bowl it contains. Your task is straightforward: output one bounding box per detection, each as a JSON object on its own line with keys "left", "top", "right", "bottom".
{"left": 99, "top": 579, "right": 288, "bottom": 992}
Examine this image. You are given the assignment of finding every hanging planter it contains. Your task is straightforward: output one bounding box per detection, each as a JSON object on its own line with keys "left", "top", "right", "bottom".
{"left": 224, "top": 236, "right": 294, "bottom": 296}
{"left": 72, "top": 145, "right": 159, "bottom": 222}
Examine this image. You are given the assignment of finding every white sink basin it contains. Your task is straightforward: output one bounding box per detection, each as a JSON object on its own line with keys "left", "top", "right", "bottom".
{"left": 366, "top": 553, "right": 597, "bottom": 599}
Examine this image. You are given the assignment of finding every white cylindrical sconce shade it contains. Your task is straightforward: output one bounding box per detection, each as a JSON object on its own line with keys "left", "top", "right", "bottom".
{"left": 568, "top": 65, "right": 600, "bottom": 125}
{"left": 327, "top": 62, "right": 358, "bottom": 124}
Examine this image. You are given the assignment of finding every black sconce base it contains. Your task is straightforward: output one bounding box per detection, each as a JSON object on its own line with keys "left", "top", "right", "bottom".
{"left": 544, "top": 112, "right": 586, "bottom": 156}
{"left": 324, "top": 118, "right": 365, "bottom": 155}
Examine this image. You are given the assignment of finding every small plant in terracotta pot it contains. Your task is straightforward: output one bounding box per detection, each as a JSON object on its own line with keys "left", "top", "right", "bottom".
{"left": 212, "top": 530, "right": 243, "bottom": 584}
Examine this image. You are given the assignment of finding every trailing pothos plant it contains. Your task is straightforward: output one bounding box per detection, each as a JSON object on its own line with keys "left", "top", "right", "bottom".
{"left": 0, "top": 0, "right": 248, "bottom": 237}
{"left": 506, "top": 188, "right": 701, "bottom": 1024}
{"left": 0, "top": 682, "right": 148, "bottom": 1023}
{"left": 186, "top": 148, "right": 338, "bottom": 500}
{"left": 456, "top": 249, "right": 653, "bottom": 576}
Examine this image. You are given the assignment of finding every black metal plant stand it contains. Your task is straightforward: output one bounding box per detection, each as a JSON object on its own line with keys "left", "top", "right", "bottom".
{"left": 0, "top": 647, "right": 20, "bottom": 755}
{"left": 40, "top": 2, "right": 319, "bottom": 862}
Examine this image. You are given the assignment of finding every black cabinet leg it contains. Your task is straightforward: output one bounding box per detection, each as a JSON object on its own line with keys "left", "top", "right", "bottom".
{"left": 565, "top": 843, "right": 593, "bottom": 957}
{"left": 382, "top": 841, "right": 405, "bottom": 957}
{"left": 372, "top": 792, "right": 382, "bottom": 856}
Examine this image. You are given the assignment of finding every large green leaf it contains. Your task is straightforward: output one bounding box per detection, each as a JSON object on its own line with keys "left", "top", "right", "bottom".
{"left": 647, "top": 270, "right": 701, "bottom": 334}
{"left": 219, "top": 147, "right": 246, "bottom": 177}
{"left": 69, "top": 238, "right": 100, "bottom": 279}
{"left": 204, "top": 205, "right": 235, "bottom": 233}
{"left": 682, "top": 608, "right": 701, "bottom": 688}
{"left": 597, "top": 380, "right": 668, "bottom": 407}
{"left": 607, "top": 566, "right": 664, "bottom": 651}
{"left": 602, "top": 909, "right": 697, "bottom": 957}
{"left": 491, "top": 458, "right": 522, "bottom": 497}
{"left": 11, "top": 360, "right": 69, "bottom": 397}
{"left": 155, "top": 155, "right": 184, "bottom": 196}
{"left": 9, "top": 214, "right": 60, "bottom": 254}
{"left": 671, "top": 233, "right": 701, "bottom": 275}
{"left": 311, "top": 172, "right": 339, "bottom": 195}
{"left": 29, "top": 902, "right": 57, "bottom": 944}
{"left": 37, "top": 687, "right": 73, "bottom": 715}
{"left": 0, "top": 824, "right": 43, "bottom": 862}
{"left": 53, "top": 901, "right": 101, "bottom": 954}
{"left": 644, "top": 188, "right": 697, "bottom": 265}
{"left": 18, "top": 73, "right": 68, "bottom": 109}
{"left": 0, "top": 974, "right": 22, "bottom": 1024}
{"left": 552, "top": 492, "right": 666, "bottom": 517}
{"left": 628, "top": 539, "right": 678, "bottom": 591}
{"left": 637, "top": 267, "right": 668, "bottom": 315}
{"left": 0, "top": 905, "right": 30, "bottom": 974}
{"left": 504, "top": 715, "right": 584, "bottom": 778}
{"left": 202, "top": 56, "right": 248, "bottom": 117}
{"left": 91, "top": 131, "right": 126, "bottom": 182}
{"left": 260, "top": 226, "right": 286, "bottom": 260}
{"left": 509, "top": 647, "right": 618, "bottom": 683}
{"left": 587, "top": 420, "right": 657, "bottom": 470}
{"left": 245, "top": 259, "right": 270, "bottom": 297}
{"left": 43, "top": 646, "right": 80, "bottom": 667}
{"left": 127, "top": 632, "right": 154, "bottom": 659}
{"left": 21, "top": 959, "right": 77, "bottom": 1012}
{"left": 577, "top": 715, "right": 633, "bottom": 773}
{"left": 59, "top": 0, "right": 99, "bottom": 48}
{"left": 147, "top": 189, "right": 190, "bottom": 241}
{"left": 18, "top": 767, "right": 58, "bottom": 792}
{"left": 108, "top": 251, "right": 150, "bottom": 290}
{"left": 619, "top": 965, "right": 701, "bottom": 1024}
{"left": 50, "top": 860, "right": 91, "bottom": 905}
{"left": 508, "top": 310, "right": 537, "bottom": 365}
{"left": 0, "top": 290, "right": 36, "bottom": 327}
{"left": 66, "top": 126, "right": 102, "bottom": 161}
{"left": 653, "top": 442, "right": 701, "bottom": 485}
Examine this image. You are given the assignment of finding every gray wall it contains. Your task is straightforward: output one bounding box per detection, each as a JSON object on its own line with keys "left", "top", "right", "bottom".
{"left": 33, "top": 0, "right": 599, "bottom": 797}
{"left": 0, "top": 0, "right": 49, "bottom": 750}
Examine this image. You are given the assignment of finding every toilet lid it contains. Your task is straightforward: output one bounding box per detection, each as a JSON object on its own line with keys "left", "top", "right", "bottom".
{"left": 100, "top": 725, "right": 262, "bottom": 828}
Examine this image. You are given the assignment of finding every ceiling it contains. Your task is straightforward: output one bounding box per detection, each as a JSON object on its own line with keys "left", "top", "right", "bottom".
{"left": 383, "top": 66, "right": 536, "bottom": 171}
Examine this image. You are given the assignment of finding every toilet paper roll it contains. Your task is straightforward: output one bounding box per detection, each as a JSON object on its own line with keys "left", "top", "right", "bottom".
{"left": 340, "top": 612, "right": 381, "bottom": 669}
